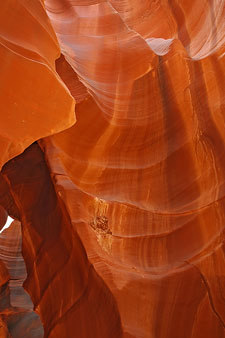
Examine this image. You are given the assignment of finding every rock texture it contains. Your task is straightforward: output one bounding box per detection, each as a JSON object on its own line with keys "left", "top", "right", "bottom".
{"left": 0, "top": 0, "right": 75, "bottom": 169}
{"left": 0, "top": 0, "right": 225, "bottom": 337}
{"left": 0, "top": 207, "right": 7, "bottom": 231}
{"left": 0, "top": 220, "right": 43, "bottom": 337}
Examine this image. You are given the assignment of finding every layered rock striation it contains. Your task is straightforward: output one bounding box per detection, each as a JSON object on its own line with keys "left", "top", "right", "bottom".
{"left": 0, "top": 0, "right": 225, "bottom": 337}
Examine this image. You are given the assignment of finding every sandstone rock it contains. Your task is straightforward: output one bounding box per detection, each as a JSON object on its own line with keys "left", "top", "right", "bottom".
{"left": 0, "top": 0, "right": 225, "bottom": 337}
{"left": 0, "top": 0, "right": 75, "bottom": 170}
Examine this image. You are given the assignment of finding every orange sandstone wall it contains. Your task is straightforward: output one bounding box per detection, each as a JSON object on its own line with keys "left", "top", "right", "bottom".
{"left": 0, "top": 0, "right": 225, "bottom": 337}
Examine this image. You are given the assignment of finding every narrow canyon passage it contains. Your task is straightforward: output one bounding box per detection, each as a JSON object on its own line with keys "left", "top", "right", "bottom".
{"left": 0, "top": 0, "right": 224, "bottom": 337}
{"left": 0, "top": 213, "right": 44, "bottom": 337}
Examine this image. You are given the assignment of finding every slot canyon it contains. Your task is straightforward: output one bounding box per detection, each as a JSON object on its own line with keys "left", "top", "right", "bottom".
{"left": 0, "top": 0, "right": 225, "bottom": 337}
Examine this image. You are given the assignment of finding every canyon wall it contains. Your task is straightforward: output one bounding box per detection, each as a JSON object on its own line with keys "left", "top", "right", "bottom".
{"left": 0, "top": 0, "right": 225, "bottom": 337}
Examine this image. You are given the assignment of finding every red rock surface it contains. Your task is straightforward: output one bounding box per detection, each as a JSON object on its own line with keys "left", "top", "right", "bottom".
{"left": 0, "top": 0, "right": 225, "bottom": 337}
{"left": 0, "top": 0, "right": 75, "bottom": 169}
{"left": 0, "top": 207, "right": 7, "bottom": 231}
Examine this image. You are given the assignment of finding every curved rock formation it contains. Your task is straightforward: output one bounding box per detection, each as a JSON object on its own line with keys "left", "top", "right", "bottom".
{"left": 0, "top": 0, "right": 75, "bottom": 169}
{"left": 0, "top": 0, "right": 225, "bottom": 337}
{"left": 0, "top": 144, "right": 123, "bottom": 338}
{"left": 0, "top": 220, "right": 44, "bottom": 337}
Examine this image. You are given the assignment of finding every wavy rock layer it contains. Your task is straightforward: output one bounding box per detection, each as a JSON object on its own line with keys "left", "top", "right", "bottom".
{"left": 0, "top": 220, "right": 44, "bottom": 337}
{"left": 0, "top": 0, "right": 75, "bottom": 170}
{"left": 43, "top": 1, "right": 225, "bottom": 336}
{"left": 0, "top": 0, "right": 225, "bottom": 337}
{"left": 0, "top": 144, "right": 122, "bottom": 338}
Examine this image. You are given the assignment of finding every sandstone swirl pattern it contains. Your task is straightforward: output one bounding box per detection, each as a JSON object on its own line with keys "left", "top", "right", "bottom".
{"left": 0, "top": 0, "right": 225, "bottom": 337}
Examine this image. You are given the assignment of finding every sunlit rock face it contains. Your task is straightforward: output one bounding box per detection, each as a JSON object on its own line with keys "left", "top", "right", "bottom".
{"left": 0, "top": 0, "right": 75, "bottom": 170}
{"left": 0, "top": 0, "right": 225, "bottom": 337}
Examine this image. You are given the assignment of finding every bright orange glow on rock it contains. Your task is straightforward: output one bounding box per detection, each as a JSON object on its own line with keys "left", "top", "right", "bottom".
{"left": 0, "top": 0, "right": 225, "bottom": 337}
